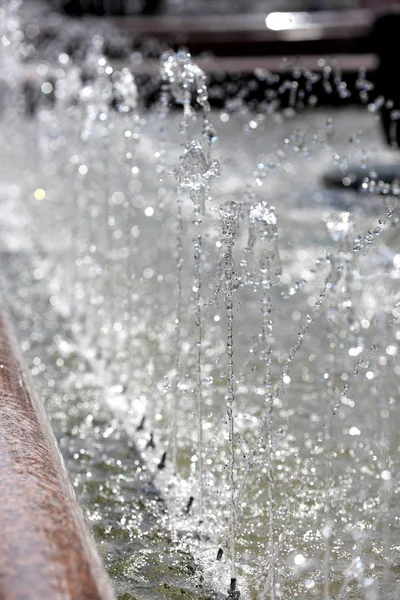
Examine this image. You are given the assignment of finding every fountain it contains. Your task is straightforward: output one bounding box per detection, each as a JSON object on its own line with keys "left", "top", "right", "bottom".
{"left": 0, "top": 3, "right": 399, "bottom": 599}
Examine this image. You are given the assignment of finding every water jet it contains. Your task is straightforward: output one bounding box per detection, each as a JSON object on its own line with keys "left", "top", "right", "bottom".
{"left": 0, "top": 3, "right": 399, "bottom": 599}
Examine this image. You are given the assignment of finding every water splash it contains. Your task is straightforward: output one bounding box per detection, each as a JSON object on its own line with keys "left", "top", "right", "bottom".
{"left": 113, "top": 67, "right": 138, "bottom": 114}
{"left": 174, "top": 141, "right": 219, "bottom": 215}
{"left": 1, "top": 17, "right": 399, "bottom": 598}
{"left": 243, "top": 199, "right": 281, "bottom": 599}
{"left": 322, "top": 210, "right": 356, "bottom": 600}
{"left": 55, "top": 58, "right": 82, "bottom": 112}
{"left": 80, "top": 39, "right": 113, "bottom": 140}
{"left": 170, "top": 186, "right": 184, "bottom": 475}
{"left": 174, "top": 140, "right": 219, "bottom": 521}
{"left": 164, "top": 50, "right": 218, "bottom": 480}
{"left": 233, "top": 208, "right": 394, "bottom": 545}
{"left": 160, "top": 49, "right": 216, "bottom": 143}
{"left": 218, "top": 200, "right": 242, "bottom": 588}
{"left": 245, "top": 200, "right": 282, "bottom": 287}
{"left": 0, "top": 0, "right": 24, "bottom": 115}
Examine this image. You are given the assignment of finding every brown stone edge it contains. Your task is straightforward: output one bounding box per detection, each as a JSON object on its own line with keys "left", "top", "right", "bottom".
{"left": 0, "top": 306, "right": 117, "bottom": 600}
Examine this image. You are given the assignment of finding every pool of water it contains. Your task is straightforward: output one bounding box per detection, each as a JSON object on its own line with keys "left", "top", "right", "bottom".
{"left": 0, "top": 104, "right": 399, "bottom": 599}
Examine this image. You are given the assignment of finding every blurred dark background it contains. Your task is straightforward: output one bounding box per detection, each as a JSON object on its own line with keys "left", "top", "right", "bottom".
{"left": 51, "top": 0, "right": 396, "bottom": 16}
{"left": 17, "top": 0, "right": 400, "bottom": 146}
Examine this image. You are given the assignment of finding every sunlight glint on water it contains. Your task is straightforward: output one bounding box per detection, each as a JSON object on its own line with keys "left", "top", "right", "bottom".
{"left": 0, "top": 7, "right": 399, "bottom": 599}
